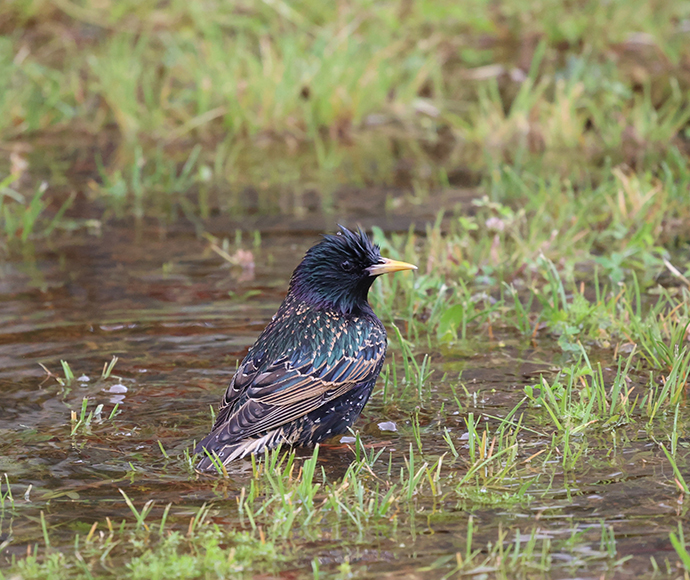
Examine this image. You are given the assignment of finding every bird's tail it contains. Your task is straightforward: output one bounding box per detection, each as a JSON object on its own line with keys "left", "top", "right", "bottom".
{"left": 195, "top": 429, "right": 287, "bottom": 472}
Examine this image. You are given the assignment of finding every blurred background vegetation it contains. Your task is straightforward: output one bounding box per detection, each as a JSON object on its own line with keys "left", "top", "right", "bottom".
{"left": 1, "top": 0, "right": 689, "bottom": 238}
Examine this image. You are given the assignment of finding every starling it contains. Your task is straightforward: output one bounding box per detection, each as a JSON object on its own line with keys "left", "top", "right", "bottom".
{"left": 196, "top": 226, "right": 416, "bottom": 470}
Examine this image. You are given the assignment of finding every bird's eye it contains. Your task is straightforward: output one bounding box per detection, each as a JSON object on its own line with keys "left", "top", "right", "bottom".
{"left": 341, "top": 260, "right": 354, "bottom": 272}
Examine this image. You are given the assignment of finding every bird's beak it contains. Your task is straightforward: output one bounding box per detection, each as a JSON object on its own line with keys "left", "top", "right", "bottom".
{"left": 367, "top": 257, "right": 418, "bottom": 276}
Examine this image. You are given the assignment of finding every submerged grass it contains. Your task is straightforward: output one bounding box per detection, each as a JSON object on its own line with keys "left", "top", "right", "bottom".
{"left": 5, "top": 419, "right": 674, "bottom": 579}
{"left": 0, "top": 440, "right": 642, "bottom": 578}
{"left": 4, "top": 305, "right": 690, "bottom": 577}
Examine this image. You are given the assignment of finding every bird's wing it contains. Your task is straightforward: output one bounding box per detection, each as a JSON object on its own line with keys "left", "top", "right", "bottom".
{"left": 204, "top": 335, "right": 385, "bottom": 445}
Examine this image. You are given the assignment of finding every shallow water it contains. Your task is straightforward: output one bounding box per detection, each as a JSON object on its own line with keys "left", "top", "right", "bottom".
{"left": 1, "top": 226, "right": 688, "bottom": 578}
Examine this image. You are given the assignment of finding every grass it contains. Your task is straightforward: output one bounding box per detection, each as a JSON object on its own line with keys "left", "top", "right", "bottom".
{"left": 371, "top": 203, "right": 690, "bottom": 356}
{"left": 0, "top": 440, "right": 645, "bottom": 578}
{"left": 1, "top": 0, "right": 689, "bottom": 239}
{"left": 11, "top": 506, "right": 287, "bottom": 580}
{"left": 35, "top": 358, "right": 125, "bottom": 437}
{"left": 4, "top": 337, "right": 690, "bottom": 578}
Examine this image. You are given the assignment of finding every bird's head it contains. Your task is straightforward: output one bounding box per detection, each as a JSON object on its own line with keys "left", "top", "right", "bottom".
{"left": 289, "top": 225, "right": 417, "bottom": 316}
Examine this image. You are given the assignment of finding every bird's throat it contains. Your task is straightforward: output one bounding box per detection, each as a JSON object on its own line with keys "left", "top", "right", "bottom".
{"left": 290, "top": 280, "right": 374, "bottom": 317}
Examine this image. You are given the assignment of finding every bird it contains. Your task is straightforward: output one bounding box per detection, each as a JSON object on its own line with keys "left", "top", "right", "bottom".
{"left": 195, "top": 225, "right": 417, "bottom": 470}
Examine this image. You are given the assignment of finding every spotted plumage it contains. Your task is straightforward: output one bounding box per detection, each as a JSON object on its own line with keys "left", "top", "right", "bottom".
{"left": 195, "top": 226, "right": 416, "bottom": 470}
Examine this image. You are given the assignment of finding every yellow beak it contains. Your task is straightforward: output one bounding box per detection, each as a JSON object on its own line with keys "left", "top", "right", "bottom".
{"left": 367, "top": 257, "right": 418, "bottom": 276}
